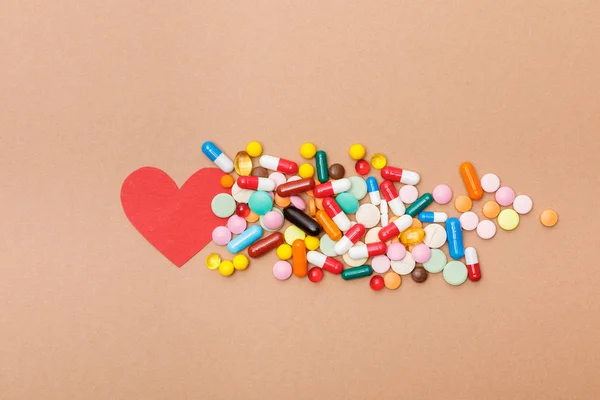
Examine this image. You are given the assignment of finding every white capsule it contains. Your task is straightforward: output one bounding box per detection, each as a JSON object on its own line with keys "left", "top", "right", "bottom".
{"left": 332, "top": 213, "right": 352, "bottom": 232}
{"left": 331, "top": 178, "right": 352, "bottom": 194}
{"left": 388, "top": 197, "right": 406, "bottom": 216}
{"left": 369, "top": 191, "right": 381, "bottom": 206}
{"left": 465, "top": 247, "right": 479, "bottom": 265}
{"left": 348, "top": 246, "right": 369, "bottom": 260}
{"left": 214, "top": 153, "right": 234, "bottom": 173}
{"left": 307, "top": 251, "right": 326, "bottom": 267}
{"left": 400, "top": 170, "right": 420, "bottom": 185}
{"left": 334, "top": 236, "right": 353, "bottom": 255}
{"left": 259, "top": 155, "right": 280, "bottom": 171}
{"left": 393, "top": 214, "right": 413, "bottom": 232}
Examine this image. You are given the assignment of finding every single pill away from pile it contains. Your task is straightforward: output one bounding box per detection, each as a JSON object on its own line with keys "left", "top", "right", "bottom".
{"left": 300, "top": 142, "right": 317, "bottom": 159}
{"left": 446, "top": 217, "right": 465, "bottom": 260}
{"left": 465, "top": 247, "right": 481, "bottom": 281}
{"left": 276, "top": 178, "right": 315, "bottom": 197}
{"left": 237, "top": 176, "right": 276, "bottom": 191}
{"left": 246, "top": 141, "right": 263, "bottom": 157}
{"left": 480, "top": 173, "right": 501, "bottom": 193}
{"left": 498, "top": 209, "right": 520, "bottom": 231}
{"left": 259, "top": 155, "right": 298, "bottom": 174}
{"left": 283, "top": 206, "right": 322, "bottom": 236}
{"left": 202, "top": 141, "right": 234, "bottom": 173}
{"left": 513, "top": 195, "right": 533, "bottom": 215}
{"left": 496, "top": 186, "right": 516, "bottom": 206}
{"left": 371, "top": 153, "right": 387, "bottom": 169}
{"left": 459, "top": 162, "right": 484, "bottom": 200}
{"left": 399, "top": 185, "right": 419, "bottom": 204}
{"left": 356, "top": 203, "right": 381, "bottom": 228}
{"left": 313, "top": 178, "right": 352, "bottom": 198}
{"left": 455, "top": 195, "right": 473, "bottom": 213}
{"left": 315, "top": 210, "right": 342, "bottom": 241}
{"left": 482, "top": 201, "right": 501, "bottom": 219}
{"left": 334, "top": 223, "right": 367, "bottom": 255}
{"left": 248, "top": 232, "right": 284, "bottom": 258}
{"left": 315, "top": 150, "right": 329, "bottom": 183}
{"left": 348, "top": 241, "right": 387, "bottom": 260}
{"left": 476, "top": 220, "right": 497, "bottom": 239}
{"left": 432, "top": 184, "right": 453, "bottom": 205}
{"left": 418, "top": 211, "right": 448, "bottom": 223}
{"left": 380, "top": 180, "right": 405, "bottom": 216}
{"left": 234, "top": 151, "right": 253, "bottom": 176}
{"left": 227, "top": 225, "right": 263, "bottom": 254}
{"left": 349, "top": 144, "right": 367, "bottom": 160}
{"left": 329, "top": 163, "right": 345, "bottom": 179}
{"left": 381, "top": 166, "right": 421, "bottom": 185}
{"left": 540, "top": 209, "right": 559, "bottom": 227}
{"left": 405, "top": 193, "right": 433, "bottom": 217}
{"left": 273, "top": 261, "right": 293, "bottom": 280}
{"left": 323, "top": 197, "right": 352, "bottom": 232}
{"left": 292, "top": 239, "right": 308, "bottom": 277}
{"left": 378, "top": 214, "right": 413, "bottom": 242}
{"left": 366, "top": 177, "right": 381, "bottom": 205}
{"left": 342, "top": 265, "right": 374, "bottom": 281}
{"left": 307, "top": 251, "right": 343, "bottom": 274}
{"left": 308, "top": 267, "right": 323, "bottom": 282}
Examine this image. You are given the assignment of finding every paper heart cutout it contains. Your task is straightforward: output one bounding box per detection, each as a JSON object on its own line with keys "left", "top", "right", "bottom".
{"left": 121, "top": 167, "right": 228, "bottom": 267}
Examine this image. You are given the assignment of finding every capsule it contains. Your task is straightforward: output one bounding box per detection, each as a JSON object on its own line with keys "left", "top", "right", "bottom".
{"left": 276, "top": 178, "right": 315, "bottom": 197}
{"left": 201, "top": 141, "right": 234, "bottom": 173}
{"left": 418, "top": 211, "right": 448, "bottom": 223}
{"left": 399, "top": 228, "right": 425, "bottom": 246}
{"left": 348, "top": 241, "right": 387, "bottom": 260}
{"left": 446, "top": 217, "right": 465, "bottom": 260}
{"left": 322, "top": 197, "right": 352, "bottom": 232}
{"left": 380, "top": 180, "right": 405, "bottom": 216}
{"left": 405, "top": 193, "right": 433, "bottom": 217}
{"left": 378, "top": 214, "right": 413, "bottom": 242}
{"left": 334, "top": 224, "right": 366, "bottom": 255}
{"left": 460, "top": 162, "right": 484, "bottom": 200}
{"left": 315, "top": 150, "right": 329, "bottom": 183}
{"left": 237, "top": 176, "right": 276, "bottom": 192}
{"left": 283, "top": 205, "right": 322, "bottom": 236}
{"left": 292, "top": 239, "right": 308, "bottom": 277}
{"left": 313, "top": 178, "right": 352, "bottom": 198}
{"left": 248, "top": 232, "right": 283, "bottom": 258}
{"left": 315, "top": 210, "right": 342, "bottom": 241}
{"left": 366, "top": 177, "right": 381, "bottom": 205}
{"left": 227, "top": 225, "right": 263, "bottom": 254}
{"left": 380, "top": 166, "right": 420, "bottom": 185}
{"left": 465, "top": 247, "right": 481, "bottom": 281}
{"left": 259, "top": 155, "right": 298, "bottom": 174}
{"left": 341, "top": 265, "right": 373, "bottom": 281}
{"left": 307, "top": 251, "right": 343, "bottom": 274}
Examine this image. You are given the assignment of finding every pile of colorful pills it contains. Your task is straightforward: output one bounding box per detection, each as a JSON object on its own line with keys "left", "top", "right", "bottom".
{"left": 201, "top": 140, "right": 558, "bottom": 287}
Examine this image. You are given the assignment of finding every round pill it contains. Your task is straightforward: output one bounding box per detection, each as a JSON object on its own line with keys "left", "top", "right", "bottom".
{"left": 498, "top": 209, "right": 520, "bottom": 231}
{"left": 268, "top": 172, "right": 286, "bottom": 187}
{"left": 248, "top": 191, "right": 273, "bottom": 215}
{"left": 349, "top": 144, "right": 366, "bottom": 160}
{"left": 371, "top": 255, "right": 391, "bottom": 274}
{"left": 329, "top": 163, "right": 345, "bottom": 179}
{"left": 411, "top": 266, "right": 428, "bottom": 283}
{"left": 476, "top": 219, "right": 497, "bottom": 239}
{"left": 235, "top": 202, "right": 250, "bottom": 218}
{"left": 251, "top": 167, "right": 269, "bottom": 178}
{"left": 454, "top": 195, "right": 473, "bottom": 213}
{"left": 443, "top": 261, "right": 468, "bottom": 286}
{"left": 495, "top": 186, "right": 516, "bottom": 206}
{"left": 284, "top": 225, "right": 306, "bottom": 245}
{"left": 290, "top": 196, "right": 306, "bottom": 210}
{"left": 233, "top": 254, "right": 249, "bottom": 270}
{"left": 308, "top": 267, "right": 323, "bottom": 282}
{"left": 371, "top": 153, "right": 387, "bottom": 169}
{"left": 227, "top": 215, "right": 247, "bottom": 234}
{"left": 482, "top": 201, "right": 501, "bottom": 219}
{"left": 276, "top": 244, "right": 292, "bottom": 260}
{"left": 299, "top": 163, "right": 315, "bottom": 179}
{"left": 273, "top": 261, "right": 293, "bottom": 280}
{"left": 336, "top": 192, "right": 360, "bottom": 214}
{"left": 432, "top": 184, "right": 453, "bottom": 205}
{"left": 319, "top": 234, "right": 338, "bottom": 257}
{"left": 540, "top": 209, "right": 559, "bottom": 227}
{"left": 423, "top": 249, "right": 447, "bottom": 273}
{"left": 218, "top": 260, "right": 235, "bottom": 276}
{"left": 212, "top": 226, "right": 232, "bottom": 245}
{"left": 287, "top": 175, "right": 301, "bottom": 183}
{"left": 343, "top": 241, "right": 368, "bottom": 267}
{"left": 355, "top": 159, "right": 370, "bottom": 175}
{"left": 391, "top": 252, "right": 415, "bottom": 275}
{"left": 386, "top": 242, "right": 406, "bottom": 261}
{"left": 384, "top": 271, "right": 402, "bottom": 289}
{"left": 274, "top": 194, "right": 291, "bottom": 208}
{"left": 205, "top": 253, "right": 221, "bottom": 270}
{"left": 211, "top": 193, "right": 236, "bottom": 218}
{"left": 356, "top": 204, "right": 381, "bottom": 228}
{"left": 246, "top": 141, "right": 263, "bottom": 157}
{"left": 220, "top": 174, "right": 235, "bottom": 188}
{"left": 410, "top": 219, "right": 423, "bottom": 229}
{"left": 370, "top": 275, "right": 385, "bottom": 291}
{"left": 300, "top": 142, "right": 317, "bottom": 159}
{"left": 399, "top": 185, "right": 419, "bottom": 204}
{"left": 411, "top": 244, "right": 431, "bottom": 263}
{"left": 245, "top": 211, "right": 260, "bottom": 223}
{"left": 231, "top": 182, "right": 253, "bottom": 203}
{"left": 305, "top": 236, "right": 320, "bottom": 251}
{"left": 513, "top": 195, "right": 533, "bottom": 214}
{"left": 480, "top": 173, "right": 501, "bottom": 193}
{"left": 365, "top": 227, "right": 383, "bottom": 244}
{"left": 314, "top": 197, "right": 324, "bottom": 210}
{"left": 459, "top": 211, "right": 479, "bottom": 231}
{"left": 261, "top": 209, "right": 284, "bottom": 231}
{"left": 347, "top": 176, "right": 368, "bottom": 200}
{"left": 424, "top": 224, "right": 447, "bottom": 249}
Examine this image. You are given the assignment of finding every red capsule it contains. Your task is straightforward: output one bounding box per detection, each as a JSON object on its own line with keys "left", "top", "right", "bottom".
{"left": 237, "top": 176, "right": 276, "bottom": 191}
{"left": 313, "top": 178, "right": 352, "bottom": 198}
{"left": 380, "top": 180, "right": 399, "bottom": 202}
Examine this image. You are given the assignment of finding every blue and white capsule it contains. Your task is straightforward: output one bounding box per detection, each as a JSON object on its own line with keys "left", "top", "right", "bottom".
{"left": 418, "top": 211, "right": 448, "bottom": 223}
{"left": 366, "top": 177, "right": 381, "bottom": 205}
{"left": 227, "top": 225, "right": 263, "bottom": 254}
{"left": 446, "top": 217, "right": 465, "bottom": 260}
{"left": 202, "top": 141, "right": 234, "bottom": 173}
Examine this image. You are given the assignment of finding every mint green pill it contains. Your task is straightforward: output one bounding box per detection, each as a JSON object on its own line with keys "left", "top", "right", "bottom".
{"left": 342, "top": 265, "right": 373, "bottom": 280}
{"left": 248, "top": 190, "right": 273, "bottom": 215}
{"left": 406, "top": 193, "right": 433, "bottom": 217}
{"left": 443, "top": 261, "right": 468, "bottom": 286}
{"left": 319, "top": 234, "right": 337, "bottom": 257}
{"left": 211, "top": 193, "right": 236, "bottom": 218}
{"left": 336, "top": 192, "right": 359, "bottom": 214}
{"left": 348, "top": 176, "right": 368, "bottom": 200}
{"left": 423, "top": 249, "right": 447, "bottom": 273}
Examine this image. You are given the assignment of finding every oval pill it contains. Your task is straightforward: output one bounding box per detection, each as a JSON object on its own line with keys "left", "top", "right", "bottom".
{"left": 283, "top": 206, "right": 322, "bottom": 236}
{"left": 248, "top": 232, "right": 284, "bottom": 258}
{"left": 227, "top": 225, "right": 263, "bottom": 254}
{"left": 315, "top": 150, "right": 329, "bottom": 183}
{"left": 234, "top": 151, "right": 253, "bottom": 176}
{"left": 405, "top": 193, "right": 433, "bottom": 217}
{"left": 459, "top": 162, "right": 484, "bottom": 200}
{"left": 341, "top": 265, "right": 373, "bottom": 280}
{"left": 202, "top": 141, "right": 234, "bottom": 173}
{"left": 446, "top": 217, "right": 465, "bottom": 260}
{"left": 276, "top": 178, "right": 315, "bottom": 197}
{"left": 315, "top": 210, "right": 342, "bottom": 241}
{"left": 366, "top": 177, "right": 381, "bottom": 205}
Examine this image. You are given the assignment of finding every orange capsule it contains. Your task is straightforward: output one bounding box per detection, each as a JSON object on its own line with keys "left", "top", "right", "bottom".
{"left": 459, "top": 162, "right": 484, "bottom": 200}
{"left": 292, "top": 239, "right": 308, "bottom": 277}
{"left": 315, "top": 210, "right": 342, "bottom": 241}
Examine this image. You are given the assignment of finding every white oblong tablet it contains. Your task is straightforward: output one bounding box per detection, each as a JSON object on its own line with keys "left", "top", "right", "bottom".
{"left": 355, "top": 204, "right": 381, "bottom": 228}
{"left": 391, "top": 252, "right": 415, "bottom": 275}
{"left": 423, "top": 224, "right": 447, "bottom": 249}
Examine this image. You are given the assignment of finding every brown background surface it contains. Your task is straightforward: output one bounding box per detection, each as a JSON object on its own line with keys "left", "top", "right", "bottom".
{"left": 1, "top": 1, "right": 600, "bottom": 399}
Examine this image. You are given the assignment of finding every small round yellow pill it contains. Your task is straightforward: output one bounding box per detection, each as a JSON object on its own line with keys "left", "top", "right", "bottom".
{"left": 300, "top": 143, "right": 317, "bottom": 159}
{"left": 276, "top": 244, "right": 293, "bottom": 260}
{"left": 305, "top": 236, "right": 320, "bottom": 251}
{"left": 370, "top": 153, "right": 387, "bottom": 169}
{"left": 455, "top": 195, "right": 473, "bottom": 213}
{"left": 205, "top": 253, "right": 221, "bottom": 270}
{"left": 246, "top": 141, "right": 263, "bottom": 157}
{"left": 540, "top": 209, "right": 559, "bottom": 227}
{"left": 218, "top": 260, "right": 234, "bottom": 276}
{"left": 498, "top": 209, "right": 520, "bottom": 231}
{"left": 349, "top": 144, "right": 366, "bottom": 160}
{"left": 299, "top": 163, "right": 315, "bottom": 179}
{"left": 220, "top": 174, "right": 235, "bottom": 189}
{"left": 284, "top": 225, "right": 306, "bottom": 245}
{"left": 233, "top": 254, "right": 249, "bottom": 270}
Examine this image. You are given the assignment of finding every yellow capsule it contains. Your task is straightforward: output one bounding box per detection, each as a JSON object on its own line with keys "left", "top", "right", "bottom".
{"left": 371, "top": 153, "right": 387, "bottom": 169}
{"left": 205, "top": 253, "right": 221, "bottom": 270}
{"left": 234, "top": 151, "right": 253, "bottom": 176}
{"left": 399, "top": 228, "right": 425, "bottom": 246}
{"left": 233, "top": 254, "right": 249, "bottom": 270}
{"left": 218, "top": 260, "right": 235, "bottom": 276}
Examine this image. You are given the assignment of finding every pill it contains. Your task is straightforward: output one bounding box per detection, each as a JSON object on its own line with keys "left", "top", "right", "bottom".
{"left": 459, "top": 211, "right": 479, "bottom": 231}
{"left": 245, "top": 211, "right": 259, "bottom": 223}
{"left": 480, "top": 173, "right": 501, "bottom": 193}
{"left": 405, "top": 193, "right": 433, "bottom": 217}
{"left": 366, "top": 177, "right": 381, "bottom": 205}
{"left": 384, "top": 271, "right": 402, "bottom": 289}
{"left": 308, "top": 199, "right": 317, "bottom": 216}
{"left": 380, "top": 166, "right": 421, "bottom": 185}
{"left": 300, "top": 142, "right": 317, "bottom": 159}
{"left": 349, "top": 144, "right": 367, "bottom": 160}
{"left": 313, "top": 178, "right": 351, "bottom": 198}
{"left": 276, "top": 178, "right": 315, "bottom": 197}
{"left": 347, "top": 176, "right": 368, "bottom": 200}
{"left": 482, "top": 201, "right": 501, "bottom": 218}
{"left": 248, "top": 191, "right": 273, "bottom": 215}
{"left": 355, "top": 159, "right": 371, "bottom": 175}
{"left": 443, "top": 261, "right": 468, "bottom": 286}
{"left": 234, "top": 151, "right": 253, "bottom": 176}
{"left": 291, "top": 239, "right": 308, "bottom": 277}
{"left": 308, "top": 267, "right": 323, "bottom": 282}
{"left": 201, "top": 141, "right": 234, "bottom": 173}
{"left": 423, "top": 248, "right": 447, "bottom": 273}
{"left": 211, "top": 193, "right": 236, "bottom": 218}
{"left": 315, "top": 150, "right": 329, "bottom": 183}
{"left": 446, "top": 218, "right": 465, "bottom": 259}
{"left": 410, "top": 219, "right": 423, "bottom": 229}
{"left": 365, "top": 227, "right": 383, "bottom": 244}
{"left": 276, "top": 244, "right": 292, "bottom": 260}
{"left": 220, "top": 174, "right": 235, "bottom": 188}
{"left": 233, "top": 254, "right": 249, "bottom": 271}
{"left": 411, "top": 244, "right": 431, "bottom": 263}
{"left": 342, "top": 265, "right": 373, "bottom": 280}
{"left": 273, "top": 261, "right": 293, "bottom": 280}
{"left": 370, "top": 275, "right": 385, "bottom": 291}
{"left": 259, "top": 155, "right": 298, "bottom": 174}
{"left": 418, "top": 211, "right": 448, "bottom": 223}
{"left": 348, "top": 241, "right": 387, "bottom": 259}
{"left": 399, "top": 227, "right": 425, "bottom": 246}
{"left": 205, "top": 253, "right": 221, "bottom": 270}
{"left": 248, "top": 232, "right": 284, "bottom": 258}
{"left": 381, "top": 211, "right": 389, "bottom": 227}
{"left": 283, "top": 205, "right": 322, "bottom": 236}
{"left": 335, "top": 193, "right": 360, "bottom": 214}
{"left": 299, "top": 164, "right": 315, "bottom": 179}
{"left": 391, "top": 252, "right": 416, "bottom": 275}
{"left": 386, "top": 242, "right": 406, "bottom": 261}
{"left": 268, "top": 172, "right": 287, "bottom": 187}
{"left": 227, "top": 225, "right": 263, "bottom": 253}
{"left": 459, "top": 162, "right": 484, "bottom": 200}
{"left": 307, "top": 251, "right": 343, "bottom": 274}
{"left": 284, "top": 225, "right": 306, "bottom": 245}
{"left": 329, "top": 163, "right": 345, "bottom": 179}
{"left": 334, "top": 223, "right": 366, "bottom": 255}
{"left": 465, "top": 247, "right": 481, "bottom": 281}
{"left": 411, "top": 266, "right": 428, "bottom": 282}
{"left": 316, "top": 210, "right": 343, "bottom": 241}
{"left": 237, "top": 176, "right": 276, "bottom": 191}
{"left": 378, "top": 214, "right": 413, "bottom": 242}
{"left": 454, "top": 195, "right": 473, "bottom": 213}
{"left": 322, "top": 197, "right": 352, "bottom": 232}
{"left": 380, "top": 180, "right": 405, "bottom": 216}
{"left": 371, "top": 153, "right": 387, "bottom": 169}
{"left": 251, "top": 167, "right": 269, "bottom": 177}
{"left": 399, "top": 185, "right": 419, "bottom": 204}
{"left": 513, "top": 195, "right": 533, "bottom": 214}
{"left": 496, "top": 186, "right": 515, "bottom": 206}
{"left": 356, "top": 204, "right": 381, "bottom": 228}
{"left": 476, "top": 219, "right": 497, "bottom": 239}
{"left": 498, "top": 209, "right": 520, "bottom": 231}
{"left": 227, "top": 215, "right": 247, "bottom": 234}
{"left": 540, "top": 209, "right": 559, "bottom": 227}
{"left": 305, "top": 236, "right": 320, "bottom": 251}
{"left": 246, "top": 141, "right": 263, "bottom": 157}
{"left": 212, "top": 226, "right": 232, "bottom": 245}
{"left": 218, "top": 260, "right": 235, "bottom": 277}
{"left": 290, "top": 196, "right": 306, "bottom": 211}
{"left": 432, "top": 184, "right": 453, "bottom": 205}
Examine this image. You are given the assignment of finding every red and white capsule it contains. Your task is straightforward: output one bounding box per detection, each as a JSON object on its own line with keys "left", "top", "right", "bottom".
{"left": 378, "top": 214, "right": 413, "bottom": 242}
{"left": 322, "top": 197, "right": 352, "bottom": 232}
{"left": 380, "top": 180, "right": 406, "bottom": 216}
{"left": 381, "top": 166, "right": 420, "bottom": 185}
{"left": 307, "top": 251, "right": 343, "bottom": 274}
{"left": 348, "top": 241, "right": 387, "bottom": 260}
{"left": 334, "top": 223, "right": 366, "bottom": 255}
{"left": 465, "top": 247, "right": 481, "bottom": 282}
{"left": 313, "top": 178, "right": 352, "bottom": 198}
{"left": 236, "top": 176, "right": 276, "bottom": 191}
{"left": 259, "top": 155, "right": 298, "bottom": 174}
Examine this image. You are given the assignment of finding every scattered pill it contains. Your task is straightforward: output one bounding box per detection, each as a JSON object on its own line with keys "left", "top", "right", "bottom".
{"left": 219, "top": 260, "right": 235, "bottom": 277}
{"left": 313, "top": 178, "right": 351, "bottom": 198}
{"left": 418, "top": 211, "right": 448, "bottom": 223}
{"left": 251, "top": 167, "right": 269, "bottom": 177}
{"left": 355, "top": 159, "right": 371, "bottom": 175}
{"left": 371, "top": 255, "right": 392, "bottom": 274}
{"left": 220, "top": 174, "right": 235, "bottom": 188}
{"left": 496, "top": 186, "right": 516, "bottom": 206}
{"left": 245, "top": 211, "right": 260, "bottom": 223}
{"left": 237, "top": 176, "right": 276, "bottom": 191}
{"left": 315, "top": 150, "right": 329, "bottom": 183}
{"left": 366, "top": 177, "right": 381, "bottom": 205}
{"left": 381, "top": 166, "right": 420, "bottom": 185}
{"left": 227, "top": 215, "right": 247, "bottom": 234}
{"left": 211, "top": 193, "right": 237, "bottom": 218}
{"left": 342, "top": 265, "right": 373, "bottom": 280}
{"left": 283, "top": 206, "right": 322, "bottom": 236}
{"left": 231, "top": 182, "right": 253, "bottom": 203}
{"left": 365, "top": 227, "right": 383, "bottom": 244}
{"left": 384, "top": 271, "right": 402, "bottom": 289}
{"left": 405, "top": 193, "right": 433, "bottom": 217}
{"left": 292, "top": 239, "right": 308, "bottom": 277}
{"left": 399, "top": 227, "right": 426, "bottom": 247}
{"left": 202, "top": 141, "right": 234, "bottom": 173}
{"left": 205, "top": 253, "right": 221, "bottom": 270}
{"left": 273, "top": 261, "right": 293, "bottom": 280}
{"left": 380, "top": 180, "right": 405, "bottom": 216}
{"left": 371, "top": 153, "right": 387, "bottom": 169}
{"left": 308, "top": 267, "right": 324, "bottom": 282}
{"left": 308, "top": 199, "right": 317, "bottom": 216}
{"left": 356, "top": 204, "right": 381, "bottom": 228}
{"left": 307, "top": 251, "right": 344, "bottom": 274}
{"left": 268, "top": 172, "right": 286, "bottom": 187}
{"left": 459, "top": 162, "right": 484, "bottom": 200}
{"left": 370, "top": 275, "right": 385, "bottom": 291}
{"left": 260, "top": 155, "right": 298, "bottom": 174}
{"left": 459, "top": 211, "right": 479, "bottom": 231}
{"left": 323, "top": 197, "right": 352, "bottom": 232}
{"left": 260, "top": 209, "right": 284, "bottom": 232}
{"left": 284, "top": 225, "right": 306, "bottom": 245}
{"left": 335, "top": 193, "right": 359, "bottom": 214}
{"left": 480, "top": 173, "right": 501, "bottom": 193}
{"left": 411, "top": 244, "right": 431, "bottom": 263}
{"left": 248, "top": 191, "right": 274, "bottom": 215}
{"left": 348, "top": 241, "right": 387, "bottom": 259}
{"left": 446, "top": 218, "right": 465, "bottom": 260}
{"left": 454, "top": 195, "right": 472, "bottom": 213}
{"left": 386, "top": 242, "right": 406, "bottom": 261}
{"left": 540, "top": 209, "right": 559, "bottom": 227}
{"left": 391, "top": 252, "right": 416, "bottom": 275}
{"left": 319, "top": 234, "right": 338, "bottom": 257}
{"left": 276, "top": 178, "right": 315, "bottom": 197}
{"left": 379, "top": 214, "right": 413, "bottom": 242}
{"left": 300, "top": 142, "right": 317, "bottom": 159}
{"left": 234, "top": 151, "right": 253, "bottom": 176}
{"left": 290, "top": 196, "right": 306, "bottom": 211}
{"left": 233, "top": 254, "right": 249, "bottom": 270}
{"left": 513, "top": 195, "right": 533, "bottom": 214}
{"left": 410, "top": 219, "right": 423, "bottom": 229}
{"left": 276, "top": 244, "right": 292, "bottom": 260}
{"left": 212, "top": 226, "right": 232, "bottom": 246}
{"left": 347, "top": 176, "right": 368, "bottom": 200}
{"left": 399, "top": 185, "right": 419, "bottom": 204}
{"left": 465, "top": 247, "right": 481, "bottom": 281}
{"left": 329, "top": 163, "right": 345, "bottom": 179}
{"left": 423, "top": 249, "right": 447, "bottom": 273}
{"left": 482, "top": 201, "right": 501, "bottom": 219}
{"left": 432, "top": 184, "right": 453, "bottom": 205}
{"left": 335, "top": 224, "right": 366, "bottom": 255}
{"left": 305, "top": 236, "right": 320, "bottom": 251}
{"left": 498, "top": 209, "right": 520, "bottom": 231}
{"left": 349, "top": 144, "right": 366, "bottom": 160}
{"left": 227, "top": 225, "right": 263, "bottom": 253}
{"left": 299, "top": 164, "right": 315, "bottom": 179}
{"left": 274, "top": 194, "right": 291, "bottom": 208}
{"left": 411, "top": 266, "right": 428, "bottom": 283}
{"left": 246, "top": 141, "right": 263, "bottom": 157}
{"left": 443, "top": 261, "right": 468, "bottom": 286}
{"left": 476, "top": 220, "right": 497, "bottom": 240}
{"left": 343, "top": 242, "right": 368, "bottom": 267}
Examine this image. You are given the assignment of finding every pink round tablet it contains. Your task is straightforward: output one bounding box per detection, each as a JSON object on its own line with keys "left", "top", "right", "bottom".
{"left": 371, "top": 255, "right": 391, "bottom": 273}
{"left": 386, "top": 242, "right": 406, "bottom": 261}
{"left": 459, "top": 211, "right": 479, "bottom": 231}
{"left": 411, "top": 244, "right": 431, "bottom": 263}
{"left": 227, "top": 215, "right": 247, "bottom": 234}
{"left": 513, "top": 194, "right": 533, "bottom": 214}
{"left": 263, "top": 210, "right": 284, "bottom": 231}
{"left": 432, "top": 184, "right": 453, "bottom": 205}
{"left": 495, "top": 186, "right": 516, "bottom": 206}
{"left": 212, "top": 226, "right": 232, "bottom": 245}
{"left": 290, "top": 195, "right": 306, "bottom": 210}
{"left": 268, "top": 172, "right": 286, "bottom": 187}
{"left": 272, "top": 260, "right": 293, "bottom": 280}
{"left": 399, "top": 185, "right": 419, "bottom": 204}
{"left": 481, "top": 173, "right": 501, "bottom": 193}
{"left": 476, "top": 220, "right": 497, "bottom": 240}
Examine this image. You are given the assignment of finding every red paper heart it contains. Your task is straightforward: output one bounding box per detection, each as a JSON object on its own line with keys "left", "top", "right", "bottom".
{"left": 121, "top": 167, "right": 228, "bottom": 267}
